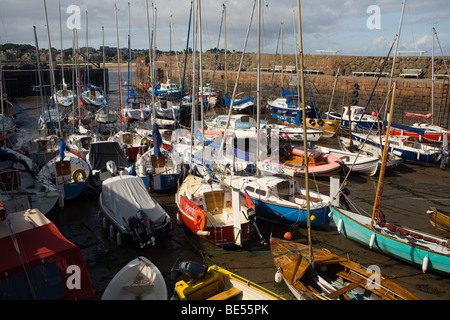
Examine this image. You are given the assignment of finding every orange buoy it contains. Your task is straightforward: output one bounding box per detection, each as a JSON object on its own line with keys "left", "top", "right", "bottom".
{"left": 284, "top": 232, "right": 293, "bottom": 240}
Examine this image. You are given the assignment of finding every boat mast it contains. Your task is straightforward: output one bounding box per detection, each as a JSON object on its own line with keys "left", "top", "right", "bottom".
{"left": 58, "top": 0, "right": 65, "bottom": 89}
{"left": 371, "top": 82, "right": 396, "bottom": 228}
{"left": 32, "top": 26, "right": 45, "bottom": 118}
{"left": 256, "top": 0, "right": 261, "bottom": 176}
{"left": 431, "top": 27, "right": 435, "bottom": 125}
{"left": 198, "top": 0, "right": 206, "bottom": 170}
{"left": 127, "top": 2, "right": 131, "bottom": 101}
{"left": 115, "top": 4, "right": 123, "bottom": 130}
{"left": 383, "top": 0, "right": 405, "bottom": 124}
{"left": 85, "top": 11, "right": 89, "bottom": 86}
{"left": 74, "top": 29, "right": 83, "bottom": 123}
{"left": 297, "top": 0, "right": 313, "bottom": 267}
{"left": 43, "top": 0, "right": 62, "bottom": 138}
{"left": 217, "top": 0, "right": 256, "bottom": 159}
{"left": 223, "top": 4, "right": 227, "bottom": 96}
{"left": 189, "top": 0, "right": 197, "bottom": 174}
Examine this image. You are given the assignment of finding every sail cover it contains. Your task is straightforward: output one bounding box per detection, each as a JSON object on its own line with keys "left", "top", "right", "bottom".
{"left": 0, "top": 210, "right": 95, "bottom": 300}
{"left": 88, "top": 141, "right": 130, "bottom": 170}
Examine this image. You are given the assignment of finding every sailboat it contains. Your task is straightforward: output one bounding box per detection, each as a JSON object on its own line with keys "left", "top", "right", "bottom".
{"left": 37, "top": 144, "right": 90, "bottom": 201}
{"left": 330, "top": 79, "right": 450, "bottom": 275}
{"left": 226, "top": 175, "right": 330, "bottom": 227}
{"left": 390, "top": 28, "right": 450, "bottom": 143}
{"left": 271, "top": 0, "right": 420, "bottom": 301}
{"left": 134, "top": 9, "right": 182, "bottom": 193}
{"left": 271, "top": 238, "right": 419, "bottom": 300}
{"left": 175, "top": 0, "right": 257, "bottom": 248}
{"left": 120, "top": 3, "right": 152, "bottom": 124}
{"left": 0, "top": 147, "right": 60, "bottom": 215}
{"left": 95, "top": 26, "right": 118, "bottom": 125}
{"left": 54, "top": 0, "right": 74, "bottom": 109}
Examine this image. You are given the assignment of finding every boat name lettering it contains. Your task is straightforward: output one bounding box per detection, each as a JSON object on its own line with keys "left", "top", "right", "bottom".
{"left": 265, "top": 164, "right": 285, "bottom": 174}
{"left": 182, "top": 198, "right": 199, "bottom": 217}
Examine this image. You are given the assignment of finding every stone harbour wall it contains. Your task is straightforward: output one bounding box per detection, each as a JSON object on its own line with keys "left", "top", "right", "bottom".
{"left": 134, "top": 53, "right": 450, "bottom": 129}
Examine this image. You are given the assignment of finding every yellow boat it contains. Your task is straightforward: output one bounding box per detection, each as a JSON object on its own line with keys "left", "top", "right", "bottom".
{"left": 172, "top": 262, "right": 285, "bottom": 300}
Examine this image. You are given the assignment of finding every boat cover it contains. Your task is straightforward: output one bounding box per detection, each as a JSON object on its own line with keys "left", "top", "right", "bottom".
{"left": 101, "top": 175, "right": 167, "bottom": 227}
{"left": 88, "top": 141, "right": 130, "bottom": 170}
{"left": 0, "top": 210, "right": 94, "bottom": 300}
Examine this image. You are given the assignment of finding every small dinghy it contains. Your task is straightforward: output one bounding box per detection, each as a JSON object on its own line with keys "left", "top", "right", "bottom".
{"left": 259, "top": 145, "right": 344, "bottom": 177}
{"left": 102, "top": 256, "right": 168, "bottom": 300}
{"left": 313, "top": 145, "right": 379, "bottom": 176}
{"left": 171, "top": 260, "right": 285, "bottom": 300}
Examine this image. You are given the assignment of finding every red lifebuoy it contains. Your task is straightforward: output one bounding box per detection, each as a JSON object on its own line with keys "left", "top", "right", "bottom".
{"left": 194, "top": 210, "right": 207, "bottom": 231}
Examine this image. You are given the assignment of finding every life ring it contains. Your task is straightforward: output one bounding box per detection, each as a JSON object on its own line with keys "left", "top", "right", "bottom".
{"left": 140, "top": 137, "right": 149, "bottom": 145}
{"left": 72, "top": 168, "right": 87, "bottom": 182}
{"left": 194, "top": 210, "right": 207, "bottom": 231}
{"left": 308, "top": 118, "right": 316, "bottom": 126}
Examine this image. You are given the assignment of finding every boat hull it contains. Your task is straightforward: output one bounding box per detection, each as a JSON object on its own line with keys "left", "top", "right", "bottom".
{"left": 177, "top": 195, "right": 254, "bottom": 247}
{"left": 252, "top": 198, "right": 329, "bottom": 226}
{"left": 330, "top": 206, "right": 450, "bottom": 275}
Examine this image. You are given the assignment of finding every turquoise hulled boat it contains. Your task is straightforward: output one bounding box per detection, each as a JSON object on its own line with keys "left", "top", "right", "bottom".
{"left": 329, "top": 206, "right": 450, "bottom": 275}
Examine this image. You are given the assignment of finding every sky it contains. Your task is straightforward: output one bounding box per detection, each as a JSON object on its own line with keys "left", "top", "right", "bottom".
{"left": 0, "top": 0, "right": 449, "bottom": 57}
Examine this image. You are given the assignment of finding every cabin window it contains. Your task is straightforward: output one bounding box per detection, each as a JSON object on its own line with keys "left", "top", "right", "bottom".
{"left": 245, "top": 186, "right": 255, "bottom": 193}
{"left": 255, "top": 189, "right": 266, "bottom": 196}
{"left": 276, "top": 180, "right": 291, "bottom": 200}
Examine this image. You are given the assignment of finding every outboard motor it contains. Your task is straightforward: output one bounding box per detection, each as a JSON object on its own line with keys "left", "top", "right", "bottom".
{"left": 247, "top": 209, "right": 267, "bottom": 246}
{"left": 106, "top": 160, "right": 117, "bottom": 176}
{"left": 170, "top": 259, "right": 207, "bottom": 281}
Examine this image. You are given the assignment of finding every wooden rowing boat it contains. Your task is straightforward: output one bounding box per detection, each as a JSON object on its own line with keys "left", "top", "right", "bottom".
{"left": 270, "top": 238, "right": 419, "bottom": 300}
{"left": 427, "top": 207, "right": 450, "bottom": 232}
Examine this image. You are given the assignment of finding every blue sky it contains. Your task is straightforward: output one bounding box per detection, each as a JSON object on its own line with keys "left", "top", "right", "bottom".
{"left": 0, "top": 0, "right": 449, "bottom": 57}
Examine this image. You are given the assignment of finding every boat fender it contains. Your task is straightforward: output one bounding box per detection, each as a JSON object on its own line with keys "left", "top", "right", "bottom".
{"left": 58, "top": 192, "right": 65, "bottom": 208}
{"left": 309, "top": 119, "right": 316, "bottom": 126}
{"left": 352, "top": 90, "right": 358, "bottom": 98}
{"left": 422, "top": 255, "right": 429, "bottom": 273}
{"left": 275, "top": 270, "right": 282, "bottom": 283}
{"left": 116, "top": 231, "right": 122, "bottom": 245}
{"left": 177, "top": 212, "right": 183, "bottom": 225}
{"left": 369, "top": 232, "right": 376, "bottom": 249}
{"left": 72, "top": 168, "right": 87, "bottom": 182}
{"left": 194, "top": 210, "right": 207, "bottom": 231}
{"left": 318, "top": 119, "right": 324, "bottom": 126}
{"left": 102, "top": 217, "right": 108, "bottom": 229}
{"left": 353, "top": 83, "right": 359, "bottom": 90}
{"left": 109, "top": 225, "right": 115, "bottom": 239}
{"left": 337, "top": 219, "right": 343, "bottom": 233}
{"left": 196, "top": 230, "right": 210, "bottom": 236}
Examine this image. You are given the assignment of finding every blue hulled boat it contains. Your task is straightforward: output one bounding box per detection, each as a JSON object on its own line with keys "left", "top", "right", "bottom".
{"left": 226, "top": 175, "right": 330, "bottom": 227}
